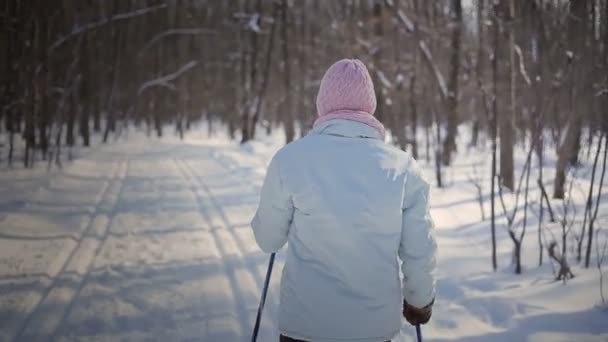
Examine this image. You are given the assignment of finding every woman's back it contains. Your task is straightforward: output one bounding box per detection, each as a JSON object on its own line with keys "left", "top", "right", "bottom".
{"left": 251, "top": 59, "right": 436, "bottom": 342}
{"left": 275, "top": 119, "right": 412, "bottom": 340}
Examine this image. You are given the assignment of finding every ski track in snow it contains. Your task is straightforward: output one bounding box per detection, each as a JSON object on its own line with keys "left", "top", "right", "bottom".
{"left": 16, "top": 158, "right": 129, "bottom": 342}
{"left": 0, "top": 135, "right": 607, "bottom": 342}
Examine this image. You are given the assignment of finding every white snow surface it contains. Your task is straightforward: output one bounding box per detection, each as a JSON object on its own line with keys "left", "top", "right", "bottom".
{"left": 0, "top": 128, "right": 607, "bottom": 342}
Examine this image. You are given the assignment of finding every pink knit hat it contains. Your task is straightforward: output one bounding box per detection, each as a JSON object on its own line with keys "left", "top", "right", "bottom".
{"left": 314, "top": 59, "right": 385, "bottom": 138}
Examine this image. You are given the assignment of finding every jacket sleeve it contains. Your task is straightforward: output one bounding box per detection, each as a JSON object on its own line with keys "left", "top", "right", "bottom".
{"left": 399, "top": 170, "right": 437, "bottom": 308}
{"left": 251, "top": 154, "right": 294, "bottom": 253}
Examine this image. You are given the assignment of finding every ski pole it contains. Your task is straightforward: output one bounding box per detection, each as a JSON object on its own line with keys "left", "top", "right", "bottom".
{"left": 251, "top": 252, "right": 276, "bottom": 342}
{"left": 415, "top": 324, "right": 422, "bottom": 342}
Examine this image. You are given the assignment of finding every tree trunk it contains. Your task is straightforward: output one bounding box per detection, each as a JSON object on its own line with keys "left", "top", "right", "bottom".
{"left": 8, "top": 112, "right": 15, "bottom": 166}
{"left": 499, "top": 0, "right": 515, "bottom": 190}
{"left": 509, "top": 231, "right": 522, "bottom": 274}
{"left": 241, "top": 0, "right": 263, "bottom": 144}
{"left": 433, "top": 108, "right": 443, "bottom": 188}
{"left": 66, "top": 95, "right": 76, "bottom": 147}
{"left": 281, "top": 0, "right": 295, "bottom": 144}
{"left": 79, "top": 34, "right": 91, "bottom": 147}
{"left": 585, "top": 134, "right": 608, "bottom": 267}
{"left": 372, "top": 0, "right": 385, "bottom": 126}
{"left": 522, "top": 137, "right": 532, "bottom": 269}
{"left": 471, "top": 0, "right": 483, "bottom": 149}
{"left": 103, "top": 0, "right": 124, "bottom": 144}
{"left": 442, "top": 0, "right": 461, "bottom": 166}
{"left": 537, "top": 145, "right": 544, "bottom": 266}
{"left": 490, "top": 4, "right": 499, "bottom": 272}
{"left": 245, "top": 2, "right": 279, "bottom": 143}
{"left": 554, "top": 0, "right": 589, "bottom": 198}
{"left": 36, "top": 2, "right": 49, "bottom": 160}
{"left": 409, "top": 70, "right": 419, "bottom": 159}
{"left": 533, "top": 2, "right": 545, "bottom": 266}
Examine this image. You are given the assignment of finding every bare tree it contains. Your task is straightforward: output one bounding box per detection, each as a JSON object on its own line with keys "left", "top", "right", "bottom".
{"left": 498, "top": 133, "right": 536, "bottom": 274}
{"left": 547, "top": 242, "right": 575, "bottom": 283}
{"left": 541, "top": 171, "right": 578, "bottom": 283}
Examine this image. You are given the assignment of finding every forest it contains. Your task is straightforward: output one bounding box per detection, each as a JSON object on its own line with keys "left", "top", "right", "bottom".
{"left": 1, "top": 0, "right": 607, "bottom": 279}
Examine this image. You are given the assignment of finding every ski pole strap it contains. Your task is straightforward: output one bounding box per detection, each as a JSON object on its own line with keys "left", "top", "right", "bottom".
{"left": 416, "top": 324, "right": 422, "bottom": 342}
{"left": 251, "top": 253, "right": 276, "bottom": 342}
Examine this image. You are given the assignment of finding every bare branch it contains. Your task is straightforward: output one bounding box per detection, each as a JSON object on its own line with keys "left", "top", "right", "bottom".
{"left": 419, "top": 41, "right": 449, "bottom": 100}
{"left": 138, "top": 61, "right": 198, "bottom": 96}
{"left": 500, "top": 136, "right": 537, "bottom": 228}
{"left": 384, "top": 0, "right": 449, "bottom": 101}
{"left": 49, "top": 4, "right": 167, "bottom": 52}
{"left": 384, "top": 0, "right": 415, "bottom": 32}
{"left": 141, "top": 28, "right": 217, "bottom": 53}
{"left": 498, "top": 179, "right": 512, "bottom": 226}
{"left": 538, "top": 179, "right": 556, "bottom": 222}
{"left": 514, "top": 44, "right": 532, "bottom": 86}
{"left": 467, "top": 162, "right": 486, "bottom": 221}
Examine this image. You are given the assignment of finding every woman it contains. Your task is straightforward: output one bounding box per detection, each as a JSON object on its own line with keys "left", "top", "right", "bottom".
{"left": 252, "top": 59, "right": 437, "bottom": 342}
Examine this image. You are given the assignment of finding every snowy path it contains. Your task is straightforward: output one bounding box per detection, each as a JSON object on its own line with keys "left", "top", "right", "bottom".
{"left": 1, "top": 137, "right": 607, "bottom": 342}
{"left": 0, "top": 141, "right": 282, "bottom": 341}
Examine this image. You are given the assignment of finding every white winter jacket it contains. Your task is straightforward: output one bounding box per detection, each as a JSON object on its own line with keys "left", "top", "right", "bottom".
{"left": 252, "top": 119, "right": 437, "bottom": 341}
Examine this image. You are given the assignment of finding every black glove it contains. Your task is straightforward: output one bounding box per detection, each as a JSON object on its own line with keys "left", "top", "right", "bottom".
{"left": 402, "top": 299, "right": 433, "bottom": 325}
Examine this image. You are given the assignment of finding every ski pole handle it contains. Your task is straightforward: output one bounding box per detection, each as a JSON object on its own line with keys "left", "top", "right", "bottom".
{"left": 251, "top": 253, "right": 276, "bottom": 342}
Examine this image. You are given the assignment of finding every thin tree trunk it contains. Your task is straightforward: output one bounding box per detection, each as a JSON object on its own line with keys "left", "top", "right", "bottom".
{"left": 585, "top": 134, "right": 608, "bottom": 267}
{"left": 579, "top": 134, "right": 603, "bottom": 262}
{"left": 79, "top": 34, "right": 91, "bottom": 147}
{"left": 246, "top": 2, "right": 279, "bottom": 143}
{"left": 241, "top": 0, "right": 263, "bottom": 143}
{"left": 490, "top": 5, "right": 499, "bottom": 272}
{"left": 410, "top": 70, "right": 419, "bottom": 159}
{"left": 409, "top": 0, "right": 421, "bottom": 159}
{"left": 538, "top": 167, "right": 544, "bottom": 265}
{"left": 499, "top": 0, "right": 515, "bottom": 190}
{"left": 534, "top": 5, "right": 545, "bottom": 266}
{"left": 522, "top": 137, "right": 532, "bottom": 271}
{"left": 471, "top": 0, "right": 484, "bottom": 148}
{"left": 37, "top": 2, "right": 49, "bottom": 161}
{"left": 442, "top": 0, "right": 461, "bottom": 166}
{"left": 281, "top": 0, "right": 295, "bottom": 143}
{"left": 8, "top": 112, "right": 14, "bottom": 166}
{"left": 433, "top": 108, "right": 443, "bottom": 187}
{"left": 103, "top": 0, "right": 124, "bottom": 143}
{"left": 555, "top": 0, "right": 589, "bottom": 199}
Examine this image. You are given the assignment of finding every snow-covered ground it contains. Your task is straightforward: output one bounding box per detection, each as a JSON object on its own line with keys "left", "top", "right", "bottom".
{"left": 0, "top": 128, "right": 607, "bottom": 342}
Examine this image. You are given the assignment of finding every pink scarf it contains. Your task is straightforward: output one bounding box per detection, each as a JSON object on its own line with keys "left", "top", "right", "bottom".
{"left": 313, "top": 110, "right": 386, "bottom": 139}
